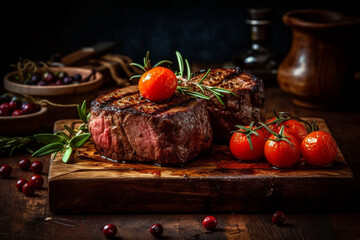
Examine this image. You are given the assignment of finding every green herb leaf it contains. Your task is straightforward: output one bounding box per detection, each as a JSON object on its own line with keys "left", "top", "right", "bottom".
{"left": 130, "top": 74, "right": 142, "bottom": 80}
{"left": 130, "top": 62, "right": 146, "bottom": 72}
{"left": 185, "top": 59, "right": 191, "bottom": 81}
{"left": 56, "top": 131, "right": 71, "bottom": 141}
{"left": 64, "top": 125, "right": 76, "bottom": 137}
{"left": 69, "top": 133, "right": 91, "bottom": 148}
{"left": 176, "top": 51, "right": 184, "bottom": 77}
{"left": 198, "top": 69, "right": 211, "bottom": 84}
{"left": 32, "top": 142, "right": 65, "bottom": 157}
{"left": 153, "top": 60, "right": 172, "bottom": 68}
{"left": 62, "top": 146, "right": 73, "bottom": 163}
{"left": 34, "top": 134, "right": 66, "bottom": 144}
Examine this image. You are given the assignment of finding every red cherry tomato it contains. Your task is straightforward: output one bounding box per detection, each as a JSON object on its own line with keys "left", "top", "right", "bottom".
{"left": 230, "top": 127, "right": 265, "bottom": 162}
{"left": 301, "top": 131, "right": 337, "bottom": 167}
{"left": 138, "top": 67, "right": 177, "bottom": 101}
{"left": 265, "top": 118, "right": 307, "bottom": 144}
{"left": 264, "top": 133, "right": 300, "bottom": 168}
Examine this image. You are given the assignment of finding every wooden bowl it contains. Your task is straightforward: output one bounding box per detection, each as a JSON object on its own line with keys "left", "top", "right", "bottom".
{"left": 4, "top": 67, "right": 103, "bottom": 130}
{"left": 0, "top": 106, "right": 47, "bottom": 136}
{"left": 4, "top": 67, "right": 102, "bottom": 96}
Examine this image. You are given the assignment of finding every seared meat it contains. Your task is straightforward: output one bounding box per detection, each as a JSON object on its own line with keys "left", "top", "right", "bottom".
{"left": 88, "top": 86, "right": 213, "bottom": 165}
{"left": 183, "top": 68, "right": 265, "bottom": 143}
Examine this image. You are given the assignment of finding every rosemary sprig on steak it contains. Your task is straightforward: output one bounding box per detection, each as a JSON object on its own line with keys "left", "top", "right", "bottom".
{"left": 174, "top": 51, "right": 236, "bottom": 105}
{"left": 32, "top": 100, "right": 91, "bottom": 163}
{"left": 129, "top": 51, "right": 172, "bottom": 80}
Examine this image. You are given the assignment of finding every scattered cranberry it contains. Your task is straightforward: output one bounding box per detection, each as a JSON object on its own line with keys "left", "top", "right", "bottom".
{"left": 0, "top": 108, "right": 10, "bottom": 116}
{"left": 22, "top": 182, "right": 36, "bottom": 196}
{"left": 18, "top": 158, "right": 31, "bottom": 170}
{"left": 272, "top": 211, "right": 286, "bottom": 225}
{"left": 202, "top": 216, "right": 218, "bottom": 230}
{"left": 12, "top": 109, "right": 23, "bottom": 116}
{"left": 0, "top": 164, "right": 12, "bottom": 178}
{"left": 21, "top": 103, "right": 37, "bottom": 115}
{"left": 30, "top": 161, "right": 43, "bottom": 173}
{"left": 16, "top": 179, "right": 28, "bottom": 191}
{"left": 29, "top": 174, "right": 44, "bottom": 189}
{"left": 149, "top": 223, "right": 163, "bottom": 238}
{"left": 102, "top": 224, "right": 117, "bottom": 238}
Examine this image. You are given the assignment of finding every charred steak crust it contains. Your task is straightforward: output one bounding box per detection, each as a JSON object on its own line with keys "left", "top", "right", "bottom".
{"left": 184, "top": 67, "right": 265, "bottom": 142}
{"left": 89, "top": 86, "right": 213, "bottom": 165}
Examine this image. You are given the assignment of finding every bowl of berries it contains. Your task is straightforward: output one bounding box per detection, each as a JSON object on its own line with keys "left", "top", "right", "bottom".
{"left": 0, "top": 93, "right": 47, "bottom": 136}
{"left": 3, "top": 59, "right": 103, "bottom": 130}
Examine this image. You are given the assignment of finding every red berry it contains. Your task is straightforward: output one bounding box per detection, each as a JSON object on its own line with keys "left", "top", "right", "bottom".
{"left": 18, "top": 158, "right": 31, "bottom": 170}
{"left": 16, "top": 179, "right": 28, "bottom": 191}
{"left": 0, "top": 102, "right": 10, "bottom": 111}
{"left": 44, "top": 72, "right": 55, "bottom": 83}
{"left": 0, "top": 108, "right": 10, "bottom": 116}
{"left": 202, "top": 216, "right": 218, "bottom": 230}
{"left": 30, "top": 161, "right": 43, "bottom": 173}
{"left": 149, "top": 223, "right": 163, "bottom": 238}
{"left": 0, "top": 164, "right": 12, "bottom": 178}
{"left": 22, "top": 182, "right": 36, "bottom": 196}
{"left": 21, "top": 103, "right": 37, "bottom": 115}
{"left": 102, "top": 224, "right": 117, "bottom": 238}
{"left": 8, "top": 101, "right": 19, "bottom": 110}
{"left": 272, "top": 211, "right": 286, "bottom": 225}
{"left": 30, "top": 174, "right": 44, "bottom": 189}
{"left": 31, "top": 174, "right": 45, "bottom": 187}
{"left": 12, "top": 109, "right": 23, "bottom": 116}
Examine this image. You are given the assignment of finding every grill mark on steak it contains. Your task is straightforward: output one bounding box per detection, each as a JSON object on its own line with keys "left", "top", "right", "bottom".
{"left": 92, "top": 86, "right": 195, "bottom": 116}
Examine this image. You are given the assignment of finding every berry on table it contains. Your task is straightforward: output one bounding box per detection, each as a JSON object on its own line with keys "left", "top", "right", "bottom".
{"left": 16, "top": 179, "right": 28, "bottom": 191}
{"left": 18, "top": 158, "right": 31, "bottom": 170}
{"left": 30, "top": 161, "right": 43, "bottom": 173}
{"left": 202, "top": 216, "right": 218, "bottom": 230}
{"left": 272, "top": 211, "right": 286, "bottom": 225}
{"left": 102, "top": 224, "right": 117, "bottom": 238}
{"left": 0, "top": 164, "right": 12, "bottom": 178}
{"left": 149, "top": 223, "right": 163, "bottom": 238}
{"left": 29, "top": 174, "right": 44, "bottom": 189}
{"left": 22, "top": 182, "right": 36, "bottom": 196}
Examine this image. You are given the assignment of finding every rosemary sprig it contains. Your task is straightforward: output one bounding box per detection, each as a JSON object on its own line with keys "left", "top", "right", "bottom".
{"left": 0, "top": 135, "right": 38, "bottom": 156}
{"left": 32, "top": 100, "right": 91, "bottom": 163}
{"left": 129, "top": 51, "right": 172, "bottom": 80}
{"left": 174, "top": 52, "right": 236, "bottom": 105}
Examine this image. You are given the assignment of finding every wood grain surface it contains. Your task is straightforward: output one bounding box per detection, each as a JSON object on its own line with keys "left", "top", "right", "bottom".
{"left": 48, "top": 118, "right": 354, "bottom": 213}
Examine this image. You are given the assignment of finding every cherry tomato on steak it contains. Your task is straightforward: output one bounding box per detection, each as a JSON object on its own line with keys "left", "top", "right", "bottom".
{"left": 264, "top": 118, "right": 307, "bottom": 144}
{"left": 138, "top": 67, "right": 177, "bottom": 102}
{"left": 301, "top": 130, "right": 337, "bottom": 167}
{"left": 230, "top": 126, "right": 265, "bottom": 162}
{"left": 264, "top": 133, "right": 300, "bottom": 168}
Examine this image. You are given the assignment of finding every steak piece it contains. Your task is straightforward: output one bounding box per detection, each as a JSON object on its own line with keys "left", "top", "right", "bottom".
{"left": 88, "top": 85, "right": 213, "bottom": 165}
{"left": 182, "top": 68, "right": 265, "bottom": 143}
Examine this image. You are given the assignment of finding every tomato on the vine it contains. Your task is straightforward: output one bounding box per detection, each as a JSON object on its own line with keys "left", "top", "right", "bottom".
{"left": 265, "top": 118, "right": 307, "bottom": 144}
{"left": 138, "top": 67, "right": 177, "bottom": 102}
{"left": 263, "top": 125, "right": 300, "bottom": 168}
{"left": 301, "top": 130, "right": 337, "bottom": 167}
{"left": 230, "top": 122, "right": 265, "bottom": 162}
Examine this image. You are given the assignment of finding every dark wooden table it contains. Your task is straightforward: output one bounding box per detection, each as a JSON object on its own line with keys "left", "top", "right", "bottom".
{"left": 1, "top": 79, "right": 360, "bottom": 239}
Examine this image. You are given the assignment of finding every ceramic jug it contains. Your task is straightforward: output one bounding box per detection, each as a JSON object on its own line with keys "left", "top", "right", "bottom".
{"left": 277, "top": 9, "right": 360, "bottom": 108}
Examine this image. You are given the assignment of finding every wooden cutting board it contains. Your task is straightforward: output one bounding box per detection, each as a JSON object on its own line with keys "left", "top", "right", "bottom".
{"left": 48, "top": 118, "right": 354, "bottom": 213}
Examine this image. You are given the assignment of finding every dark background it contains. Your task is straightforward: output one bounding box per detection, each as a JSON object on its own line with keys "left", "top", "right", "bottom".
{"left": 1, "top": 0, "right": 359, "bottom": 82}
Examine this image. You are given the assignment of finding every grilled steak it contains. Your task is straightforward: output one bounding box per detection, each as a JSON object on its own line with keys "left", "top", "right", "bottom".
{"left": 183, "top": 68, "right": 265, "bottom": 143}
{"left": 88, "top": 85, "right": 213, "bottom": 165}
